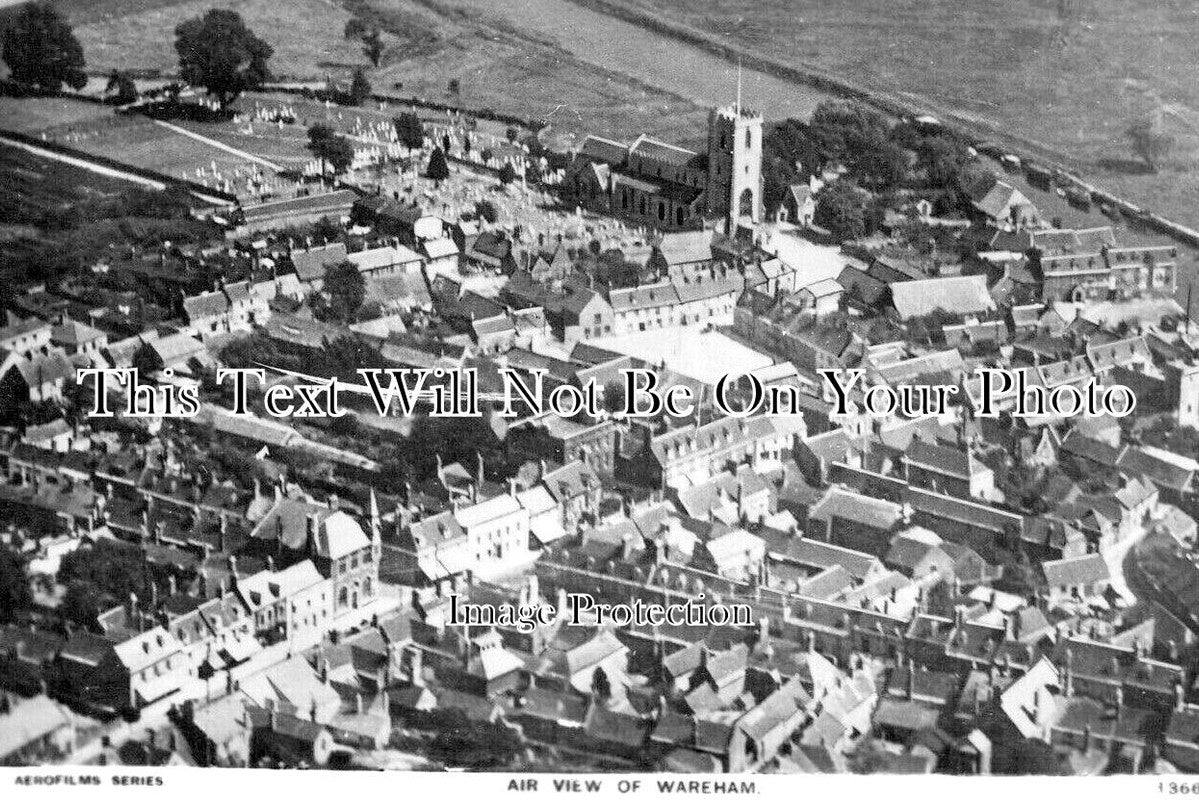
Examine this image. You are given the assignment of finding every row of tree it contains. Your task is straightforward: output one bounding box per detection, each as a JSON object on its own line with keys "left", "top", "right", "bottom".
{"left": 2, "top": 3, "right": 272, "bottom": 111}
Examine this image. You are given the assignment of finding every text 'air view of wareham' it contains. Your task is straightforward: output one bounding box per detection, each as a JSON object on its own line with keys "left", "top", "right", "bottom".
{"left": 2, "top": 0, "right": 1199, "bottom": 780}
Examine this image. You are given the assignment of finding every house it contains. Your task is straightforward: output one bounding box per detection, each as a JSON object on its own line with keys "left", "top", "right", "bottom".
{"left": 248, "top": 705, "right": 334, "bottom": 767}
{"left": 182, "top": 281, "right": 268, "bottom": 339}
{"left": 238, "top": 190, "right": 357, "bottom": 234}
{"left": 902, "top": 439, "right": 995, "bottom": 501}
{"left": 463, "top": 231, "right": 517, "bottom": 273}
{"left": 50, "top": 317, "right": 108, "bottom": 358}
{"left": 807, "top": 487, "right": 904, "bottom": 559}
{"left": 890, "top": 276, "right": 996, "bottom": 321}
{"left": 965, "top": 175, "right": 1040, "bottom": 231}
{"left": 1041, "top": 554, "right": 1111, "bottom": 603}
{"left": 421, "top": 237, "right": 460, "bottom": 274}
{"left": 290, "top": 242, "right": 349, "bottom": 288}
{"left": 248, "top": 495, "right": 380, "bottom": 618}
{"left": 0, "top": 349, "right": 74, "bottom": 403}
{"left": 348, "top": 242, "right": 424, "bottom": 278}
{"left": 0, "top": 694, "right": 78, "bottom": 766}
{"left": 795, "top": 279, "right": 844, "bottom": 317}
{"left": 0, "top": 315, "right": 52, "bottom": 357}
{"left": 771, "top": 184, "right": 816, "bottom": 226}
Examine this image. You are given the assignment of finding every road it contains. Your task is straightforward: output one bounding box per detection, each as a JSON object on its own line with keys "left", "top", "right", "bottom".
{"left": 428, "top": 0, "right": 836, "bottom": 122}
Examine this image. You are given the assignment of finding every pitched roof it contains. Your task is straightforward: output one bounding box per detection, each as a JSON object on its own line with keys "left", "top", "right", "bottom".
{"left": 1042, "top": 554, "right": 1110, "bottom": 587}
{"left": 890, "top": 276, "right": 995, "bottom": 320}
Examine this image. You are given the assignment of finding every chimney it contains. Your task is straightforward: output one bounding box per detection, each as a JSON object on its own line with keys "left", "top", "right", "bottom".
{"left": 227, "top": 555, "right": 238, "bottom": 588}
{"left": 906, "top": 667, "right": 916, "bottom": 700}
{"left": 306, "top": 514, "right": 318, "bottom": 553}
{"left": 355, "top": 693, "right": 364, "bottom": 715}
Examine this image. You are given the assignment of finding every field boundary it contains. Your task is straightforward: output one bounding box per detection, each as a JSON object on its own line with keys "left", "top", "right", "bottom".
{"left": 565, "top": 0, "right": 1199, "bottom": 249}
{"left": 0, "top": 127, "right": 238, "bottom": 206}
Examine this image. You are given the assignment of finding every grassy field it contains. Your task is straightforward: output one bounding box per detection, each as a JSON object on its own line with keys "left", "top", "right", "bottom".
{"left": 60, "top": 0, "right": 368, "bottom": 79}
{"left": 0, "top": 141, "right": 139, "bottom": 225}
{"left": 612, "top": 0, "right": 1199, "bottom": 230}
{"left": 40, "top": 0, "right": 709, "bottom": 148}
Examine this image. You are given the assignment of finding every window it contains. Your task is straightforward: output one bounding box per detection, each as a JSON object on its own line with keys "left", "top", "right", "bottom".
{"left": 746, "top": 128, "right": 752, "bottom": 148}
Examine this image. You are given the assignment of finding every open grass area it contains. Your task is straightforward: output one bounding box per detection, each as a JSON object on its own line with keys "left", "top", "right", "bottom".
{"left": 40, "top": 0, "right": 710, "bottom": 150}
{"left": 0, "top": 141, "right": 135, "bottom": 223}
{"left": 612, "top": 0, "right": 1199, "bottom": 230}
{"left": 62, "top": 0, "right": 368, "bottom": 80}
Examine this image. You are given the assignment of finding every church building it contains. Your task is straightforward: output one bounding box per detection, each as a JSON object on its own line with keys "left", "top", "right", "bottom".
{"left": 565, "top": 104, "right": 763, "bottom": 233}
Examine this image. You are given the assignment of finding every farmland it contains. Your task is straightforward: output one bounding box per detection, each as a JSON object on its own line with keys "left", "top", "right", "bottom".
{"left": 44, "top": 0, "right": 712, "bottom": 148}
{"left": 0, "top": 141, "right": 136, "bottom": 227}
{"left": 582, "top": 0, "right": 1199, "bottom": 230}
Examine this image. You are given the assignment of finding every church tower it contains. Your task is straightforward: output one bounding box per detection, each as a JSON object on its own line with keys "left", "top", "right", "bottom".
{"left": 706, "top": 99, "right": 763, "bottom": 233}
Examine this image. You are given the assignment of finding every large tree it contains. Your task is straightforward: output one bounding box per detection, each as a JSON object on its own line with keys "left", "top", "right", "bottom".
{"left": 814, "top": 182, "right": 867, "bottom": 242}
{"left": 393, "top": 112, "right": 425, "bottom": 151}
{"left": 0, "top": 545, "right": 31, "bottom": 623}
{"left": 307, "top": 124, "right": 355, "bottom": 176}
{"left": 1127, "top": 115, "right": 1173, "bottom": 172}
{"left": 349, "top": 66, "right": 371, "bottom": 105}
{"left": 322, "top": 260, "right": 366, "bottom": 322}
{"left": 426, "top": 147, "right": 450, "bottom": 182}
{"left": 105, "top": 69, "right": 138, "bottom": 105}
{"left": 1, "top": 1, "right": 86, "bottom": 92}
{"left": 174, "top": 9, "right": 273, "bottom": 110}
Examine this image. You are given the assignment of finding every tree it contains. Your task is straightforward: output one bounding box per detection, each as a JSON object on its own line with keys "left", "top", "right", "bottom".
{"left": 591, "top": 666, "right": 611, "bottom": 700}
{"left": 105, "top": 70, "right": 138, "bottom": 105}
{"left": 918, "top": 136, "right": 968, "bottom": 190}
{"left": 498, "top": 162, "right": 516, "bottom": 185}
{"left": 462, "top": 133, "right": 472, "bottom": 156}
{"left": 344, "top": 16, "right": 367, "bottom": 40}
{"left": 393, "top": 112, "right": 424, "bottom": 151}
{"left": 857, "top": 137, "right": 908, "bottom": 190}
{"left": 60, "top": 580, "right": 102, "bottom": 627}
{"left": 808, "top": 100, "right": 891, "bottom": 167}
{"left": 1, "top": 1, "right": 86, "bottom": 92}
{"left": 349, "top": 67, "right": 371, "bottom": 105}
{"left": 476, "top": 200, "right": 498, "bottom": 223}
{"left": 362, "top": 27, "right": 383, "bottom": 68}
{"left": 58, "top": 539, "right": 147, "bottom": 606}
{"left": 174, "top": 9, "right": 273, "bottom": 111}
{"left": 814, "top": 182, "right": 867, "bottom": 242}
{"left": 0, "top": 545, "right": 31, "bottom": 623}
{"left": 441, "top": 133, "right": 451, "bottom": 155}
{"left": 1127, "top": 116, "right": 1173, "bottom": 172}
{"left": 131, "top": 341, "right": 163, "bottom": 375}
{"left": 426, "top": 147, "right": 450, "bottom": 182}
{"left": 307, "top": 124, "right": 354, "bottom": 176}
{"left": 322, "top": 260, "right": 366, "bottom": 322}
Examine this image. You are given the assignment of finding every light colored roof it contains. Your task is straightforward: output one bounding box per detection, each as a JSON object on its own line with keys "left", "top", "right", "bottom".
{"left": 113, "top": 626, "right": 183, "bottom": 673}
{"left": 0, "top": 695, "right": 75, "bottom": 759}
{"left": 454, "top": 493, "right": 523, "bottom": 529}
{"left": 348, "top": 243, "right": 424, "bottom": 273}
{"left": 422, "top": 238, "right": 459, "bottom": 259}
{"left": 1042, "top": 554, "right": 1110, "bottom": 587}
{"left": 237, "top": 560, "right": 325, "bottom": 611}
{"left": 890, "top": 276, "right": 995, "bottom": 320}
{"left": 318, "top": 511, "right": 371, "bottom": 559}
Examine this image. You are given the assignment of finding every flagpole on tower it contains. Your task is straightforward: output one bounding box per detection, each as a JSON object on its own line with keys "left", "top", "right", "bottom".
{"left": 736, "top": 57, "right": 743, "bottom": 117}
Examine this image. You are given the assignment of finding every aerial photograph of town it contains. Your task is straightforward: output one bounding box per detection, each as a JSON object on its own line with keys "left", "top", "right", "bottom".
{"left": 2, "top": 0, "right": 1199, "bottom": 785}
